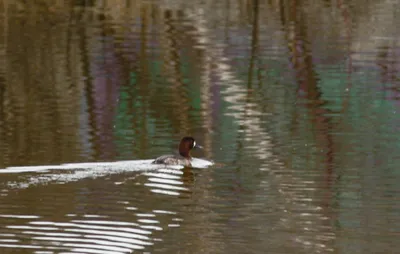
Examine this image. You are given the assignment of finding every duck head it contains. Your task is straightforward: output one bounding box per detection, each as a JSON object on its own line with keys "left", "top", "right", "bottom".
{"left": 179, "top": 136, "right": 202, "bottom": 158}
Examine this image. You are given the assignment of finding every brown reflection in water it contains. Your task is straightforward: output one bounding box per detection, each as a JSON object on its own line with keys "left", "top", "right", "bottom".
{"left": 0, "top": 75, "right": 4, "bottom": 168}
{"left": 0, "top": 2, "right": 218, "bottom": 168}
{"left": 0, "top": 4, "right": 82, "bottom": 167}
{"left": 283, "top": 0, "right": 335, "bottom": 176}
{"left": 161, "top": 10, "right": 189, "bottom": 133}
{"left": 135, "top": 5, "right": 151, "bottom": 156}
{"left": 181, "top": 167, "right": 195, "bottom": 190}
{"left": 337, "top": 0, "right": 354, "bottom": 120}
{"left": 247, "top": 0, "right": 259, "bottom": 90}
{"left": 283, "top": 0, "right": 337, "bottom": 248}
{"left": 377, "top": 45, "right": 400, "bottom": 99}
{"left": 0, "top": 2, "right": 145, "bottom": 166}
{"left": 77, "top": 8, "right": 97, "bottom": 161}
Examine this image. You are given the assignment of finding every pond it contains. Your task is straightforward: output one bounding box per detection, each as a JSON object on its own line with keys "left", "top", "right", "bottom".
{"left": 0, "top": 1, "right": 399, "bottom": 253}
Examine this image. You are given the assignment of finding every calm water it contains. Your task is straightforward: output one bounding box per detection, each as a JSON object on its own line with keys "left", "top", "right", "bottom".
{"left": 0, "top": 0, "right": 400, "bottom": 253}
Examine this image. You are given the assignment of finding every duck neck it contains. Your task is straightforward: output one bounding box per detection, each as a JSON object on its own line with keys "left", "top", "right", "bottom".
{"left": 179, "top": 150, "right": 191, "bottom": 158}
{"left": 179, "top": 143, "right": 191, "bottom": 158}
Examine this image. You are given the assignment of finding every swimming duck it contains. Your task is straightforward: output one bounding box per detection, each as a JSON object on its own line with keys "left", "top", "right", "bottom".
{"left": 152, "top": 137, "right": 203, "bottom": 167}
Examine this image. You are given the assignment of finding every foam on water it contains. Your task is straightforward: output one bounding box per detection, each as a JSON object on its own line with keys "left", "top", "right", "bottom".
{"left": 0, "top": 158, "right": 214, "bottom": 189}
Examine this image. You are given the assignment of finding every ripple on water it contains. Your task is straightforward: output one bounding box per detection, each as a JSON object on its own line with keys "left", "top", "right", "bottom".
{"left": 0, "top": 216, "right": 161, "bottom": 252}
{"left": 0, "top": 165, "right": 186, "bottom": 252}
{"left": 143, "top": 168, "right": 190, "bottom": 197}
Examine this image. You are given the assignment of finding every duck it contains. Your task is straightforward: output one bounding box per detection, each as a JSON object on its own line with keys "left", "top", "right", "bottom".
{"left": 152, "top": 137, "right": 203, "bottom": 167}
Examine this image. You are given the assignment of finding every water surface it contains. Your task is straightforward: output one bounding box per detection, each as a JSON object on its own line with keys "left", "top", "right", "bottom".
{"left": 0, "top": 0, "right": 399, "bottom": 253}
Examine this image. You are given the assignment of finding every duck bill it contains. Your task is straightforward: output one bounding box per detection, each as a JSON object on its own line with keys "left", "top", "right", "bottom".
{"left": 194, "top": 143, "right": 203, "bottom": 149}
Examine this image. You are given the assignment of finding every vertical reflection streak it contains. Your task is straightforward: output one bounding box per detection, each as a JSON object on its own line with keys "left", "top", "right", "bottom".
{"left": 248, "top": 0, "right": 259, "bottom": 89}
{"left": 337, "top": 0, "right": 353, "bottom": 120}
{"left": 0, "top": 1, "right": 7, "bottom": 167}
{"left": 285, "top": 0, "right": 335, "bottom": 174}
{"left": 78, "top": 10, "right": 97, "bottom": 161}
{"left": 187, "top": 2, "right": 336, "bottom": 252}
{"left": 162, "top": 10, "right": 189, "bottom": 134}
{"left": 283, "top": 0, "right": 337, "bottom": 251}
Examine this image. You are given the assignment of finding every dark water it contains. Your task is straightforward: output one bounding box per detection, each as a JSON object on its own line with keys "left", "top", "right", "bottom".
{"left": 0, "top": 1, "right": 400, "bottom": 253}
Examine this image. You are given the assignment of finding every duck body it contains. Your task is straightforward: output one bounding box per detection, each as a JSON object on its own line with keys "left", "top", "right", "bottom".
{"left": 152, "top": 137, "right": 202, "bottom": 167}
{"left": 152, "top": 154, "right": 192, "bottom": 167}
